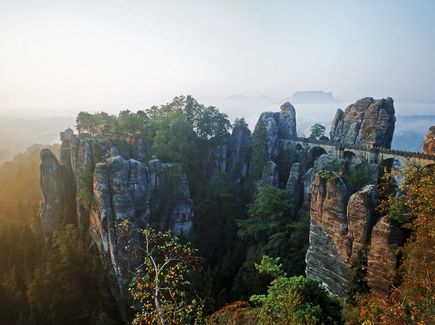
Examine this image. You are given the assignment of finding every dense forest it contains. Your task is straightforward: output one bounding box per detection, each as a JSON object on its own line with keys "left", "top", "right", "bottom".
{"left": 0, "top": 96, "right": 434, "bottom": 324}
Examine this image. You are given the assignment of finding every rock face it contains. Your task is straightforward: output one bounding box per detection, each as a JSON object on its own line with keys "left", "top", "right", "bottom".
{"left": 330, "top": 97, "right": 396, "bottom": 149}
{"left": 228, "top": 123, "right": 251, "bottom": 184}
{"left": 305, "top": 169, "right": 385, "bottom": 295}
{"left": 276, "top": 102, "right": 297, "bottom": 139}
{"left": 40, "top": 130, "right": 194, "bottom": 294}
{"left": 256, "top": 102, "right": 297, "bottom": 160}
{"left": 261, "top": 161, "right": 279, "bottom": 188}
{"left": 305, "top": 172, "right": 352, "bottom": 295}
{"left": 346, "top": 185, "right": 378, "bottom": 259}
{"left": 40, "top": 149, "right": 75, "bottom": 236}
{"left": 367, "top": 216, "right": 402, "bottom": 297}
{"left": 285, "top": 162, "right": 302, "bottom": 218}
{"left": 422, "top": 126, "right": 435, "bottom": 155}
{"left": 305, "top": 170, "right": 402, "bottom": 297}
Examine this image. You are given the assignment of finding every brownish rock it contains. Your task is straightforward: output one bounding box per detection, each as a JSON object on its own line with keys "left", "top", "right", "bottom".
{"left": 305, "top": 171, "right": 352, "bottom": 295}
{"left": 330, "top": 97, "right": 396, "bottom": 148}
{"left": 367, "top": 216, "right": 402, "bottom": 297}
{"left": 422, "top": 125, "right": 435, "bottom": 155}
{"left": 347, "top": 185, "right": 378, "bottom": 259}
{"left": 306, "top": 177, "right": 383, "bottom": 296}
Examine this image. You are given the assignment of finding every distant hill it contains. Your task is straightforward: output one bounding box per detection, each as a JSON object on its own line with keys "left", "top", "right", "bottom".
{"left": 290, "top": 91, "right": 338, "bottom": 104}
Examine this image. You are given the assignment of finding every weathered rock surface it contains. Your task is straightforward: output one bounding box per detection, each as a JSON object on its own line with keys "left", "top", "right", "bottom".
{"left": 305, "top": 170, "right": 402, "bottom": 297}
{"left": 313, "top": 154, "right": 336, "bottom": 172}
{"left": 40, "top": 130, "right": 195, "bottom": 295}
{"left": 207, "top": 136, "right": 230, "bottom": 183}
{"left": 306, "top": 172, "right": 352, "bottom": 295}
{"left": 347, "top": 185, "right": 378, "bottom": 259}
{"left": 261, "top": 161, "right": 279, "bottom": 188}
{"left": 422, "top": 126, "right": 435, "bottom": 155}
{"left": 286, "top": 162, "right": 302, "bottom": 218}
{"left": 40, "top": 149, "right": 74, "bottom": 235}
{"left": 367, "top": 216, "right": 402, "bottom": 297}
{"left": 228, "top": 123, "right": 251, "bottom": 184}
{"left": 258, "top": 112, "right": 279, "bottom": 160}
{"left": 330, "top": 97, "right": 396, "bottom": 149}
{"left": 275, "top": 102, "right": 297, "bottom": 139}
{"left": 256, "top": 102, "right": 297, "bottom": 160}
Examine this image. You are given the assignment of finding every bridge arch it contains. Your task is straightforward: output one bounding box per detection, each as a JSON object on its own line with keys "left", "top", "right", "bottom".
{"left": 307, "top": 146, "right": 328, "bottom": 168}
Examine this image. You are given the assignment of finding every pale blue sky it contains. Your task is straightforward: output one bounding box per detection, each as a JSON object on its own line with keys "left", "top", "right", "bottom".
{"left": 1, "top": 0, "right": 434, "bottom": 114}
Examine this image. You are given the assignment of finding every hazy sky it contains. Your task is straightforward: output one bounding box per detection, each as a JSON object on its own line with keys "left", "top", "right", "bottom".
{"left": 1, "top": 0, "right": 435, "bottom": 115}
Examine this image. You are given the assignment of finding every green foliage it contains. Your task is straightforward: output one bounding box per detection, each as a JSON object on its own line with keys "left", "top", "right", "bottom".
{"left": 27, "top": 225, "right": 101, "bottom": 323}
{"left": 251, "top": 256, "right": 342, "bottom": 325}
{"left": 152, "top": 111, "right": 197, "bottom": 165}
{"left": 234, "top": 187, "right": 309, "bottom": 297}
{"left": 250, "top": 121, "right": 268, "bottom": 180}
{"left": 78, "top": 166, "right": 93, "bottom": 210}
{"left": 346, "top": 250, "right": 369, "bottom": 303}
{"left": 238, "top": 186, "right": 291, "bottom": 242}
{"left": 129, "top": 227, "right": 203, "bottom": 325}
{"left": 276, "top": 146, "right": 298, "bottom": 187}
{"left": 191, "top": 174, "right": 248, "bottom": 311}
{"left": 254, "top": 255, "right": 285, "bottom": 278}
{"left": 233, "top": 117, "right": 248, "bottom": 129}
{"left": 0, "top": 222, "right": 119, "bottom": 324}
{"left": 309, "top": 123, "right": 326, "bottom": 139}
{"left": 196, "top": 106, "right": 232, "bottom": 140}
{"left": 347, "top": 161, "right": 370, "bottom": 192}
{"left": 76, "top": 111, "right": 117, "bottom": 137}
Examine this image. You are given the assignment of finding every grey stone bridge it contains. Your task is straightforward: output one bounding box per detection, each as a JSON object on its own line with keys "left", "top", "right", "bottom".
{"left": 282, "top": 137, "right": 435, "bottom": 170}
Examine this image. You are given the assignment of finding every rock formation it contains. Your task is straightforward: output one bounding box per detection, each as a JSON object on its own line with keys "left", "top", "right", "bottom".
{"left": 40, "top": 149, "right": 75, "bottom": 235}
{"left": 367, "top": 216, "right": 402, "bottom": 297}
{"left": 422, "top": 126, "right": 435, "bottom": 155}
{"left": 346, "top": 185, "right": 378, "bottom": 258}
{"left": 305, "top": 167, "right": 403, "bottom": 297}
{"left": 305, "top": 171, "right": 352, "bottom": 295}
{"left": 256, "top": 102, "right": 297, "bottom": 160}
{"left": 261, "top": 161, "right": 279, "bottom": 188}
{"left": 40, "top": 130, "right": 195, "bottom": 294}
{"left": 330, "top": 97, "right": 396, "bottom": 148}
{"left": 228, "top": 123, "right": 251, "bottom": 184}
{"left": 285, "top": 162, "right": 302, "bottom": 218}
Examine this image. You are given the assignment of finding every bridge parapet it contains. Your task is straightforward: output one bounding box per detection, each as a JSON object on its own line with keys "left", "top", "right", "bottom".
{"left": 289, "top": 137, "right": 435, "bottom": 163}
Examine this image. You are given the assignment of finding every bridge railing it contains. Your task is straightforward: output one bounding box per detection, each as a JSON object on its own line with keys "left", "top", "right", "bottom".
{"left": 290, "top": 137, "right": 435, "bottom": 161}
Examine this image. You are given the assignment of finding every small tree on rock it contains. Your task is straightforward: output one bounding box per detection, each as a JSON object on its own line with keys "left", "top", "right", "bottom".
{"left": 129, "top": 227, "right": 203, "bottom": 325}
{"left": 309, "top": 123, "right": 326, "bottom": 139}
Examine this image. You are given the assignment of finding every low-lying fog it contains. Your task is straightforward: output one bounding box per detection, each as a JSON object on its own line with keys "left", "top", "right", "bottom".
{"left": 1, "top": 96, "right": 434, "bottom": 164}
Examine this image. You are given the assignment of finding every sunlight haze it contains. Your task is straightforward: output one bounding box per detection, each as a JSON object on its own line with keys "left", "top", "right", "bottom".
{"left": 1, "top": 0, "right": 435, "bottom": 116}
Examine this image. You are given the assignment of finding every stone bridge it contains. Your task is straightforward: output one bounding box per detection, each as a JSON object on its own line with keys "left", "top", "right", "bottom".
{"left": 281, "top": 137, "right": 435, "bottom": 170}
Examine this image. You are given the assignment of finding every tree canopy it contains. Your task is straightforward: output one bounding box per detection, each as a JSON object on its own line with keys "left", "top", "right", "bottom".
{"left": 309, "top": 123, "right": 326, "bottom": 139}
{"left": 251, "top": 256, "right": 342, "bottom": 325}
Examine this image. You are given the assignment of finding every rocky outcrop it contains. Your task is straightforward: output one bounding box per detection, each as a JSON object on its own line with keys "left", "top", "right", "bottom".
{"left": 256, "top": 102, "right": 297, "bottom": 160}
{"left": 40, "top": 130, "right": 194, "bottom": 295}
{"left": 286, "top": 163, "right": 302, "bottom": 218}
{"left": 347, "top": 185, "right": 378, "bottom": 259}
{"left": 276, "top": 102, "right": 297, "bottom": 139}
{"left": 305, "top": 171, "right": 384, "bottom": 296}
{"left": 207, "top": 136, "right": 230, "bottom": 183}
{"left": 330, "top": 97, "right": 396, "bottom": 149}
{"left": 40, "top": 149, "right": 75, "bottom": 236}
{"left": 313, "top": 154, "right": 336, "bottom": 172}
{"left": 422, "top": 126, "right": 435, "bottom": 155}
{"left": 228, "top": 123, "right": 251, "bottom": 184}
{"left": 367, "top": 216, "right": 402, "bottom": 297}
{"left": 258, "top": 112, "right": 279, "bottom": 160}
{"left": 305, "top": 172, "right": 352, "bottom": 295}
{"left": 261, "top": 161, "right": 279, "bottom": 188}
